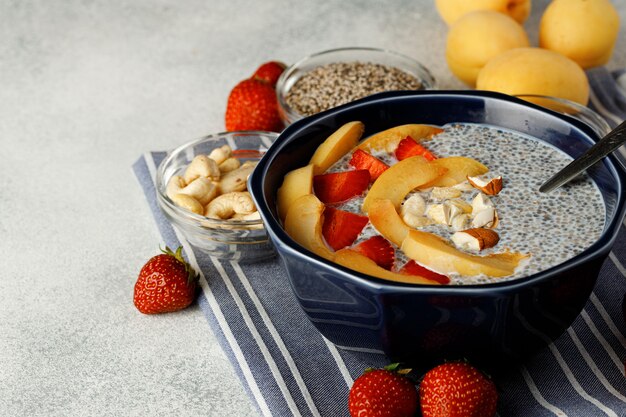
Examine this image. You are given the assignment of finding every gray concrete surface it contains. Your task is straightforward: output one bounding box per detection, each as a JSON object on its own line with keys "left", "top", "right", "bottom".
{"left": 1, "top": 0, "right": 625, "bottom": 416}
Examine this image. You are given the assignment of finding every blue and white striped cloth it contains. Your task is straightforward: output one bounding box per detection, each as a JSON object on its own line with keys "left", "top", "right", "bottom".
{"left": 588, "top": 67, "right": 626, "bottom": 130}
{"left": 133, "top": 69, "right": 626, "bottom": 417}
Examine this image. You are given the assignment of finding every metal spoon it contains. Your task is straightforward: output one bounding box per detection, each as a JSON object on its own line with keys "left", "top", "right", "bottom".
{"left": 539, "top": 119, "right": 626, "bottom": 193}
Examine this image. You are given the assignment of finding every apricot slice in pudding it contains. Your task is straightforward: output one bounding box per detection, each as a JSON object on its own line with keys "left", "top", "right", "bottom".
{"left": 362, "top": 156, "right": 447, "bottom": 213}
{"left": 284, "top": 194, "right": 334, "bottom": 260}
{"left": 401, "top": 230, "right": 529, "bottom": 277}
{"left": 277, "top": 164, "right": 315, "bottom": 221}
{"left": 309, "top": 121, "right": 365, "bottom": 175}
{"left": 334, "top": 248, "right": 443, "bottom": 285}
{"left": 420, "top": 156, "right": 489, "bottom": 188}
{"left": 356, "top": 124, "right": 444, "bottom": 153}
{"left": 368, "top": 198, "right": 410, "bottom": 247}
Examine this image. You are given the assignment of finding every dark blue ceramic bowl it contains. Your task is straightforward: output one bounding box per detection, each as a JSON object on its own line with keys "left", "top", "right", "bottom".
{"left": 248, "top": 90, "right": 626, "bottom": 369}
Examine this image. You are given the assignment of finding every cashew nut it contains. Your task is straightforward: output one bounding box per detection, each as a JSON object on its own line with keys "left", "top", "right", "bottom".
{"left": 448, "top": 198, "right": 473, "bottom": 214}
{"left": 231, "top": 211, "right": 261, "bottom": 221}
{"left": 401, "top": 194, "right": 426, "bottom": 217}
{"left": 230, "top": 211, "right": 263, "bottom": 229}
{"left": 179, "top": 177, "right": 218, "bottom": 205}
{"left": 171, "top": 193, "right": 204, "bottom": 215}
{"left": 401, "top": 194, "right": 431, "bottom": 228}
{"left": 208, "top": 145, "right": 232, "bottom": 165}
{"left": 166, "top": 175, "right": 186, "bottom": 200}
{"left": 219, "top": 157, "right": 241, "bottom": 174}
{"left": 218, "top": 161, "right": 257, "bottom": 194}
{"left": 450, "top": 213, "right": 471, "bottom": 231}
{"left": 403, "top": 213, "right": 434, "bottom": 228}
{"left": 184, "top": 155, "right": 220, "bottom": 184}
{"left": 426, "top": 203, "right": 448, "bottom": 224}
{"left": 205, "top": 191, "right": 256, "bottom": 219}
{"left": 431, "top": 187, "right": 462, "bottom": 200}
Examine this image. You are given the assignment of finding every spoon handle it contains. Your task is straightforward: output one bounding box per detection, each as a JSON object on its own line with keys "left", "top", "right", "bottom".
{"left": 539, "top": 120, "right": 626, "bottom": 193}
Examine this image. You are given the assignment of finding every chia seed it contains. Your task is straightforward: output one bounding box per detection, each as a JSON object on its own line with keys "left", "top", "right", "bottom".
{"left": 285, "top": 62, "right": 422, "bottom": 116}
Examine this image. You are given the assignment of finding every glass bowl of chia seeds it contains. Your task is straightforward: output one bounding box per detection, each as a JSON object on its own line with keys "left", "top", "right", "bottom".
{"left": 276, "top": 47, "right": 436, "bottom": 125}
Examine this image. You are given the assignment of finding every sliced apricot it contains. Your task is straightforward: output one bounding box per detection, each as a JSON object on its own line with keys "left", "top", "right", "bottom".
{"left": 309, "top": 121, "right": 364, "bottom": 174}
{"left": 284, "top": 194, "right": 335, "bottom": 260}
{"left": 357, "top": 124, "right": 444, "bottom": 153}
{"left": 276, "top": 164, "right": 315, "bottom": 221}
{"left": 421, "top": 156, "right": 488, "bottom": 188}
{"left": 362, "top": 156, "right": 447, "bottom": 213}
{"left": 401, "top": 229, "right": 529, "bottom": 277}
{"left": 368, "top": 198, "right": 410, "bottom": 247}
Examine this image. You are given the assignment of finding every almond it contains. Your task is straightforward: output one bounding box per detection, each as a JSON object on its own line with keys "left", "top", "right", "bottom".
{"left": 451, "top": 228, "right": 500, "bottom": 251}
{"left": 467, "top": 175, "right": 503, "bottom": 195}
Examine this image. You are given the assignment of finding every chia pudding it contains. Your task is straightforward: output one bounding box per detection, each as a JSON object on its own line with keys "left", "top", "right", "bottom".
{"left": 285, "top": 62, "right": 422, "bottom": 117}
{"left": 327, "top": 123, "right": 605, "bottom": 285}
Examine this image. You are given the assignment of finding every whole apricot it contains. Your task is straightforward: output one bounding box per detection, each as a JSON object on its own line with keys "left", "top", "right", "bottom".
{"left": 539, "top": 0, "right": 620, "bottom": 69}
{"left": 435, "top": 0, "right": 531, "bottom": 25}
{"left": 476, "top": 47, "right": 590, "bottom": 105}
{"left": 446, "top": 10, "right": 529, "bottom": 86}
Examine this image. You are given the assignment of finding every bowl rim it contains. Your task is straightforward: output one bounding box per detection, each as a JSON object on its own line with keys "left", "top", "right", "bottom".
{"left": 275, "top": 46, "right": 437, "bottom": 125}
{"left": 513, "top": 94, "right": 612, "bottom": 137}
{"left": 156, "top": 130, "right": 279, "bottom": 229}
{"left": 251, "top": 89, "right": 626, "bottom": 293}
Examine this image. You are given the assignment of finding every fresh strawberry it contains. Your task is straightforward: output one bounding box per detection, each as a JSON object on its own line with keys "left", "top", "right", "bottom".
{"left": 348, "top": 364, "right": 418, "bottom": 417}
{"left": 322, "top": 207, "right": 369, "bottom": 251}
{"left": 313, "top": 169, "right": 370, "bottom": 204}
{"left": 225, "top": 78, "right": 283, "bottom": 132}
{"left": 420, "top": 361, "right": 498, "bottom": 417}
{"left": 252, "top": 61, "right": 287, "bottom": 87}
{"left": 399, "top": 260, "right": 450, "bottom": 284}
{"left": 354, "top": 236, "right": 395, "bottom": 270}
{"left": 349, "top": 149, "right": 389, "bottom": 181}
{"left": 133, "top": 246, "right": 198, "bottom": 314}
{"left": 395, "top": 136, "right": 437, "bottom": 161}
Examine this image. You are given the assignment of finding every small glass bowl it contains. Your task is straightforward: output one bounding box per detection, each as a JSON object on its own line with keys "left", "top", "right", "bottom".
{"left": 276, "top": 47, "right": 436, "bottom": 126}
{"left": 514, "top": 94, "right": 611, "bottom": 137}
{"left": 156, "top": 131, "right": 278, "bottom": 263}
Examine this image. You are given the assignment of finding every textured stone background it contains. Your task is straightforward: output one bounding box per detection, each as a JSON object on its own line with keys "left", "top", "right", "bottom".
{"left": 1, "top": 1, "right": 625, "bottom": 415}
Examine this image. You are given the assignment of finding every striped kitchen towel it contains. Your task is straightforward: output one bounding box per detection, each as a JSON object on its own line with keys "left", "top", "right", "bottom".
{"left": 134, "top": 148, "right": 626, "bottom": 417}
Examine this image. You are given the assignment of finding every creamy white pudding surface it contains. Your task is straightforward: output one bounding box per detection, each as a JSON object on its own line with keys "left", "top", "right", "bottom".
{"left": 330, "top": 123, "right": 606, "bottom": 284}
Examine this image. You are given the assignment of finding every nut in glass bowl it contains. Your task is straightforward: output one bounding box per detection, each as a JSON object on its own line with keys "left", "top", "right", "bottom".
{"left": 156, "top": 131, "right": 278, "bottom": 263}
{"left": 276, "top": 47, "right": 436, "bottom": 126}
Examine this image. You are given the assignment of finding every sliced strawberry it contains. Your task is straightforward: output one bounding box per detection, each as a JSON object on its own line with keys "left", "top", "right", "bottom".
{"left": 355, "top": 236, "right": 395, "bottom": 270}
{"left": 322, "top": 207, "right": 369, "bottom": 251}
{"left": 313, "top": 169, "right": 370, "bottom": 204}
{"left": 349, "top": 149, "right": 389, "bottom": 181}
{"left": 395, "top": 136, "right": 437, "bottom": 161}
{"left": 399, "top": 260, "right": 450, "bottom": 284}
